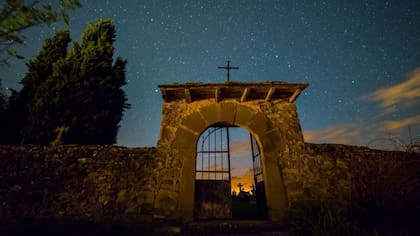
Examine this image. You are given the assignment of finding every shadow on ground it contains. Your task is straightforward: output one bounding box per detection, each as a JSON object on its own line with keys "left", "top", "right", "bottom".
{"left": 0, "top": 219, "right": 290, "bottom": 235}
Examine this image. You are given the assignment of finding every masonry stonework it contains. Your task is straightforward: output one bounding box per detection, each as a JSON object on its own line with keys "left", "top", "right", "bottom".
{"left": 157, "top": 82, "right": 309, "bottom": 222}
{"left": 0, "top": 144, "right": 418, "bottom": 227}
{"left": 0, "top": 145, "right": 180, "bottom": 225}
{"left": 0, "top": 82, "right": 418, "bottom": 228}
{"left": 157, "top": 99, "right": 305, "bottom": 222}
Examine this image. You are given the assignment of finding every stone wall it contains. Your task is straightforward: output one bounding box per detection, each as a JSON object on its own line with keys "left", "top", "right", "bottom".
{"left": 283, "top": 143, "right": 420, "bottom": 211}
{"left": 157, "top": 99, "right": 305, "bottom": 221}
{"left": 0, "top": 145, "right": 181, "bottom": 227}
{"left": 0, "top": 143, "right": 418, "bottom": 227}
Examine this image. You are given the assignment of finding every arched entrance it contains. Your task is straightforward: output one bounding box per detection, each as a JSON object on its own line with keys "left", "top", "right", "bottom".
{"left": 194, "top": 125, "right": 268, "bottom": 220}
{"left": 157, "top": 81, "right": 308, "bottom": 222}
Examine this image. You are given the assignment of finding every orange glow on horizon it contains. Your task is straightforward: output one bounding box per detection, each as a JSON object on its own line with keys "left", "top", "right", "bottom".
{"left": 231, "top": 173, "right": 254, "bottom": 193}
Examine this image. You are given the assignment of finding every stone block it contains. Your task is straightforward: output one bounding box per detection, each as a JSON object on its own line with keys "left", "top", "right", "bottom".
{"left": 336, "top": 159, "right": 349, "bottom": 169}
{"left": 182, "top": 111, "right": 209, "bottom": 134}
{"left": 259, "top": 130, "right": 283, "bottom": 154}
{"left": 286, "top": 181, "right": 303, "bottom": 192}
{"left": 176, "top": 147, "right": 196, "bottom": 218}
{"left": 116, "top": 190, "right": 127, "bottom": 204}
{"left": 234, "top": 104, "right": 256, "bottom": 127}
{"left": 159, "top": 126, "right": 176, "bottom": 141}
{"left": 156, "top": 190, "right": 177, "bottom": 211}
{"left": 137, "top": 191, "right": 155, "bottom": 205}
{"left": 199, "top": 103, "right": 221, "bottom": 125}
{"left": 248, "top": 112, "right": 273, "bottom": 135}
{"left": 172, "top": 127, "right": 199, "bottom": 149}
{"left": 220, "top": 102, "right": 237, "bottom": 124}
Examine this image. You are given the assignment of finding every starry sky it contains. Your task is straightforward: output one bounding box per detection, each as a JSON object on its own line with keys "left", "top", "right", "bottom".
{"left": 2, "top": 0, "right": 420, "bottom": 153}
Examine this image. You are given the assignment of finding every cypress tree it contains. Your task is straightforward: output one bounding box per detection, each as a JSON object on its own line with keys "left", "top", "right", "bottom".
{"left": 18, "top": 30, "right": 71, "bottom": 144}
{"left": 3, "top": 19, "right": 128, "bottom": 145}
{"left": 0, "top": 80, "right": 5, "bottom": 111}
{"left": 0, "top": 89, "right": 22, "bottom": 144}
{"left": 1, "top": 30, "right": 70, "bottom": 144}
{"left": 0, "top": 80, "right": 6, "bottom": 143}
{"left": 31, "top": 19, "right": 129, "bottom": 145}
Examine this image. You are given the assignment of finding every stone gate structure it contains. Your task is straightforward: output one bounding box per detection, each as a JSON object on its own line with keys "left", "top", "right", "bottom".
{"left": 157, "top": 81, "right": 308, "bottom": 222}
{"left": 0, "top": 81, "right": 418, "bottom": 233}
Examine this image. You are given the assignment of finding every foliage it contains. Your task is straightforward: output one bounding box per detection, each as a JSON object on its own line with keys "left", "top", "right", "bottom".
{"left": 0, "top": 29, "right": 71, "bottom": 144}
{"left": 368, "top": 127, "right": 420, "bottom": 153}
{"left": 291, "top": 154, "right": 419, "bottom": 236}
{"left": 290, "top": 200, "right": 356, "bottom": 236}
{"left": 368, "top": 136, "right": 420, "bottom": 153}
{"left": 0, "top": 0, "right": 80, "bottom": 65}
{"left": 2, "top": 19, "right": 129, "bottom": 145}
{"left": 350, "top": 155, "right": 419, "bottom": 235}
{"left": 17, "top": 29, "right": 71, "bottom": 144}
{"left": 0, "top": 80, "right": 7, "bottom": 142}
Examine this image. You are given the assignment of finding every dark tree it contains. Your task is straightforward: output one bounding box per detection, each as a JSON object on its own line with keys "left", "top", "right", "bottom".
{"left": 29, "top": 19, "right": 129, "bottom": 145}
{"left": 0, "top": 30, "right": 71, "bottom": 144}
{"left": 0, "top": 79, "right": 6, "bottom": 111}
{"left": 2, "top": 19, "right": 129, "bottom": 145}
{"left": 0, "top": 80, "right": 6, "bottom": 143}
{"left": 19, "top": 29, "right": 71, "bottom": 144}
{"left": 0, "top": 80, "right": 7, "bottom": 141}
{"left": 0, "top": 88, "right": 24, "bottom": 144}
{"left": 0, "top": 0, "right": 80, "bottom": 65}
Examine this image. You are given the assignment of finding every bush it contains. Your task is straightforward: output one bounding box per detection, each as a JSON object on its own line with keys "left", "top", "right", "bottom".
{"left": 350, "top": 155, "right": 419, "bottom": 235}
{"left": 290, "top": 200, "right": 356, "bottom": 236}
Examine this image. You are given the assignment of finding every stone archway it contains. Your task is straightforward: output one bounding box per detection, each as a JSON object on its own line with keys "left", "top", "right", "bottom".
{"left": 157, "top": 82, "right": 308, "bottom": 223}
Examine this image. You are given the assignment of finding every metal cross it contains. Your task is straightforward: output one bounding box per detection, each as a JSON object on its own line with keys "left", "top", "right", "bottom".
{"left": 218, "top": 60, "right": 239, "bottom": 82}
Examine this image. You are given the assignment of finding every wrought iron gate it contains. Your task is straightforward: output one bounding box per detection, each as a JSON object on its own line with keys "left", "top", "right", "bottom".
{"left": 194, "top": 126, "right": 232, "bottom": 219}
{"left": 251, "top": 134, "right": 262, "bottom": 184}
{"left": 250, "top": 134, "right": 267, "bottom": 219}
{"left": 194, "top": 127, "right": 267, "bottom": 220}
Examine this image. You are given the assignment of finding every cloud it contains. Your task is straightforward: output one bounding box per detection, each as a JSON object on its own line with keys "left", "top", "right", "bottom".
{"left": 363, "top": 67, "right": 420, "bottom": 112}
{"left": 231, "top": 166, "right": 254, "bottom": 178}
{"left": 303, "top": 124, "right": 363, "bottom": 145}
{"left": 303, "top": 120, "right": 419, "bottom": 150}
{"left": 381, "top": 114, "right": 420, "bottom": 131}
{"left": 230, "top": 139, "right": 252, "bottom": 157}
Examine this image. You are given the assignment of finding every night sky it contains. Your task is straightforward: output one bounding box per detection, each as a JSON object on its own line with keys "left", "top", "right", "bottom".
{"left": 2, "top": 0, "right": 420, "bottom": 152}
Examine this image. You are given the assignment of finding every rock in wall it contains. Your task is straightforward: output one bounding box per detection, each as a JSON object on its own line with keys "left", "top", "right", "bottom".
{"left": 0, "top": 145, "right": 181, "bottom": 226}
{"left": 194, "top": 180, "right": 231, "bottom": 219}
{"left": 282, "top": 143, "right": 420, "bottom": 212}
{"left": 0, "top": 143, "right": 418, "bottom": 226}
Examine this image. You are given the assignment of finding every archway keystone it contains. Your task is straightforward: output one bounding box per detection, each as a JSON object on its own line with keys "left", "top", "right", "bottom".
{"left": 157, "top": 81, "right": 308, "bottom": 222}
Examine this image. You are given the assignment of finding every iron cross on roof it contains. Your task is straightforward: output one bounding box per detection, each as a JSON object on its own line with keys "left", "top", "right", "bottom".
{"left": 218, "top": 60, "right": 239, "bottom": 82}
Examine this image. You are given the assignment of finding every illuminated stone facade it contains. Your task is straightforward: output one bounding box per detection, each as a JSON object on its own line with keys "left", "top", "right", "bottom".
{"left": 157, "top": 81, "right": 308, "bottom": 222}
{"left": 0, "top": 81, "right": 418, "bottom": 230}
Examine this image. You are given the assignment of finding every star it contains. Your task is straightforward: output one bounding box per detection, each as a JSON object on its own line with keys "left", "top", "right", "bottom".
{"left": 0, "top": 0, "right": 418, "bottom": 148}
